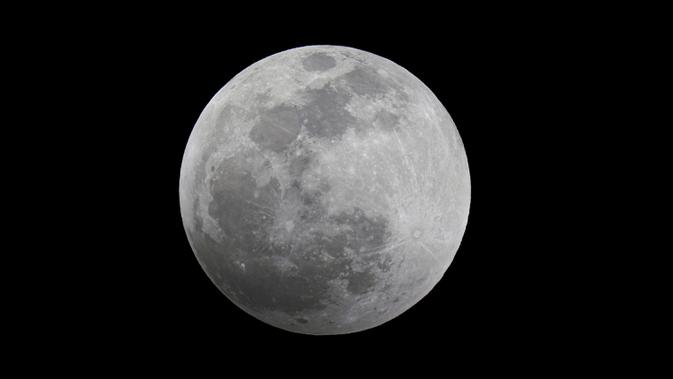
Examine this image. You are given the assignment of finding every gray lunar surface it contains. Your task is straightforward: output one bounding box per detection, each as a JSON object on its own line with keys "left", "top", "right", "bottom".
{"left": 179, "top": 45, "right": 470, "bottom": 335}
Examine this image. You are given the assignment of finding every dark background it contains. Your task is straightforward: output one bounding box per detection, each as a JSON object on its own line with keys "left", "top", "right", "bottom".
{"left": 100, "top": 27, "right": 577, "bottom": 349}
{"left": 15, "top": 7, "right": 668, "bottom": 370}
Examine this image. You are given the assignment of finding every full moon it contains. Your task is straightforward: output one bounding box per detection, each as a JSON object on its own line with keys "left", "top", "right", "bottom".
{"left": 179, "top": 46, "right": 470, "bottom": 335}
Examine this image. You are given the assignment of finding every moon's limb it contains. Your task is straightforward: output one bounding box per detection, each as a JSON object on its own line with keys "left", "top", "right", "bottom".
{"left": 179, "top": 45, "right": 470, "bottom": 335}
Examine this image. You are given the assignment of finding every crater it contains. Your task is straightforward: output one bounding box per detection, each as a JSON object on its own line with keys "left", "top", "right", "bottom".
{"left": 302, "top": 52, "right": 337, "bottom": 72}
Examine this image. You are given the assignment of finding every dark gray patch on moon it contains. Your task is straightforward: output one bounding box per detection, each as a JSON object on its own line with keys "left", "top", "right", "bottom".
{"left": 346, "top": 270, "right": 378, "bottom": 295}
{"left": 331, "top": 207, "right": 391, "bottom": 252}
{"left": 249, "top": 84, "right": 358, "bottom": 153}
{"left": 204, "top": 156, "right": 332, "bottom": 314}
{"left": 197, "top": 143, "right": 395, "bottom": 317}
{"left": 208, "top": 157, "right": 278, "bottom": 252}
{"left": 375, "top": 109, "right": 401, "bottom": 131}
{"left": 302, "top": 53, "right": 336, "bottom": 72}
{"left": 221, "top": 201, "right": 392, "bottom": 315}
{"left": 231, "top": 254, "right": 331, "bottom": 314}
{"left": 249, "top": 104, "right": 301, "bottom": 152}
{"left": 288, "top": 146, "right": 314, "bottom": 178}
{"left": 300, "top": 85, "right": 357, "bottom": 139}
{"left": 342, "top": 66, "right": 389, "bottom": 96}
{"left": 249, "top": 64, "right": 401, "bottom": 151}
{"left": 216, "top": 104, "right": 236, "bottom": 130}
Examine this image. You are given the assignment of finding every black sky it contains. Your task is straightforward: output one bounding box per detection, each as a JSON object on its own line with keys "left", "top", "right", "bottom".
{"left": 14, "top": 8, "right": 668, "bottom": 370}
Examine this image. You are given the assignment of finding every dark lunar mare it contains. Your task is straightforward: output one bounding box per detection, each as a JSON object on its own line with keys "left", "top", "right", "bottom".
{"left": 342, "top": 67, "right": 389, "bottom": 96}
{"left": 248, "top": 105, "right": 302, "bottom": 153}
{"left": 248, "top": 62, "right": 401, "bottom": 151}
{"left": 191, "top": 140, "right": 394, "bottom": 320}
{"left": 300, "top": 85, "right": 357, "bottom": 139}
{"left": 302, "top": 53, "right": 337, "bottom": 72}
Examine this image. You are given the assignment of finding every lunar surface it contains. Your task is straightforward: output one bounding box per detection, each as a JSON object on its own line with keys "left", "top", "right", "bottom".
{"left": 179, "top": 45, "right": 470, "bottom": 335}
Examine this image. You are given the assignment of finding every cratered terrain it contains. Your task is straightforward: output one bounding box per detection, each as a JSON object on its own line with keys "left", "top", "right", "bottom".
{"left": 179, "top": 45, "right": 470, "bottom": 335}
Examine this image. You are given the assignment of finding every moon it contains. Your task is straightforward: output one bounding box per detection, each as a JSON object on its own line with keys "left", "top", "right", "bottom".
{"left": 179, "top": 45, "right": 470, "bottom": 335}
